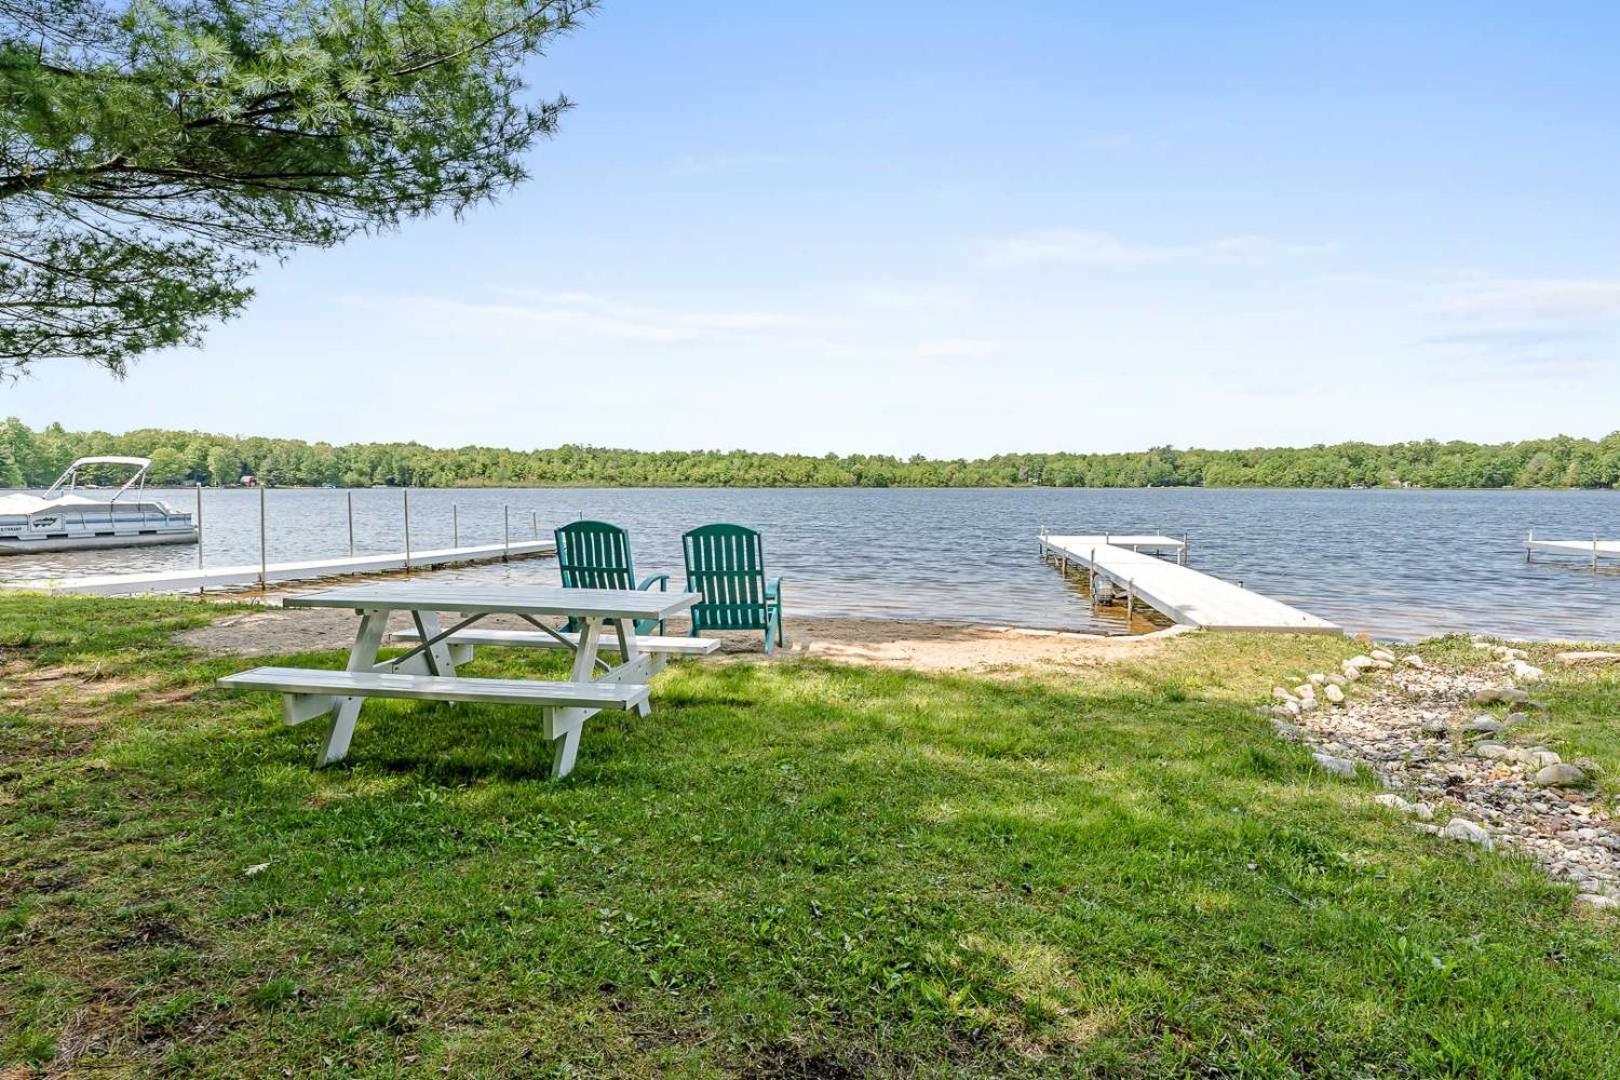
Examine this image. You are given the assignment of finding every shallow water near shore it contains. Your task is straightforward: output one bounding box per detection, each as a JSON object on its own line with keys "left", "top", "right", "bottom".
{"left": 2, "top": 486, "right": 1618, "bottom": 641}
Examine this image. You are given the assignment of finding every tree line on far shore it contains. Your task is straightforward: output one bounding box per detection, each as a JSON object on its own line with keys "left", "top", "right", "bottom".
{"left": 4, "top": 420, "right": 1620, "bottom": 491}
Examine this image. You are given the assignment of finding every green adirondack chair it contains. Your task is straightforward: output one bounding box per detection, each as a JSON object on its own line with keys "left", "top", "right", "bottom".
{"left": 681, "top": 523, "right": 784, "bottom": 654}
{"left": 554, "top": 520, "right": 668, "bottom": 636}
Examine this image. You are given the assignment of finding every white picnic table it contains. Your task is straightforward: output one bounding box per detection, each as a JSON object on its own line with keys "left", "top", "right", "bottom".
{"left": 219, "top": 582, "right": 704, "bottom": 777}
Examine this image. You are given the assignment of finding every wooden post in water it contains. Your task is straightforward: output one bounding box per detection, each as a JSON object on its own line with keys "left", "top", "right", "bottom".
{"left": 452, "top": 504, "right": 459, "bottom": 548}
{"left": 532, "top": 510, "right": 538, "bottom": 538}
{"left": 1180, "top": 534, "right": 1189, "bottom": 566}
{"left": 258, "top": 485, "right": 267, "bottom": 591}
{"left": 347, "top": 491, "right": 355, "bottom": 558}
{"left": 195, "top": 484, "right": 204, "bottom": 597}
{"left": 503, "top": 506, "right": 510, "bottom": 561}
{"left": 1126, "top": 579, "right": 1135, "bottom": 623}
{"left": 403, "top": 489, "right": 412, "bottom": 573}
{"left": 1594, "top": 536, "right": 1600, "bottom": 573}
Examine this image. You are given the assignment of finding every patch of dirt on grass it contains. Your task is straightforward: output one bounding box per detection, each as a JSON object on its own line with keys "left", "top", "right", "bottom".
{"left": 1, "top": 662, "right": 163, "bottom": 717}
{"left": 174, "top": 603, "right": 1187, "bottom": 673}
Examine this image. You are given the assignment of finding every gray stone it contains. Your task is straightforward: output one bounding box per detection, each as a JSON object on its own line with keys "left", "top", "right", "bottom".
{"left": 1327, "top": 673, "right": 1348, "bottom": 687}
{"left": 1556, "top": 651, "right": 1620, "bottom": 665}
{"left": 1509, "top": 660, "right": 1546, "bottom": 682}
{"left": 1370, "top": 648, "right": 1396, "bottom": 663}
{"left": 1313, "top": 752, "right": 1357, "bottom": 777}
{"left": 1441, "top": 818, "right": 1493, "bottom": 848}
{"left": 1271, "top": 720, "right": 1305, "bottom": 741}
{"left": 1401, "top": 654, "right": 1425, "bottom": 669}
{"left": 1535, "top": 764, "right": 1587, "bottom": 787}
{"left": 1372, "top": 793, "right": 1432, "bottom": 820}
{"left": 1347, "top": 655, "right": 1377, "bottom": 671}
{"left": 1324, "top": 683, "right": 1346, "bottom": 705}
{"left": 1475, "top": 742, "right": 1511, "bottom": 760}
{"left": 1574, "top": 893, "right": 1619, "bottom": 911}
{"left": 1308, "top": 673, "right": 1327, "bottom": 685}
{"left": 1461, "top": 717, "right": 1505, "bottom": 736}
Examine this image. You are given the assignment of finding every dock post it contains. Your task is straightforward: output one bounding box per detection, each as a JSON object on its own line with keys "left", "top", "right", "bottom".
{"left": 504, "top": 506, "right": 510, "bottom": 562}
{"left": 1089, "top": 548, "right": 1098, "bottom": 608}
{"left": 452, "top": 503, "right": 459, "bottom": 548}
{"left": 532, "top": 510, "right": 539, "bottom": 538}
{"left": 258, "top": 485, "right": 267, "bottom": 592}
{"left": 347, "top": 491, "right": 355, "bottom": 558}
{"left": 1127, "top": 579, "right": 1135, "bottom": 623}
{"left": 1595, "top": 536, "right": 1601, "bottom": 573}
{"left": 1181, "top": 533, "right": 1189, "bottom": 566}
{"left": 195, "top": 484, "right": 204, "bottom": 598}
{"left": 403, "top": 490, "right": 412, "bottom": 573}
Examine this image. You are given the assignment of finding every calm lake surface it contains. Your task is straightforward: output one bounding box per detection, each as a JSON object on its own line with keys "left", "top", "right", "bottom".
{"left": 2, "top": 486, "right": 1619, "bottom": 642}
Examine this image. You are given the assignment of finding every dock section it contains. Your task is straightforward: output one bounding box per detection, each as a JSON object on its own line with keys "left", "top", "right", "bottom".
{"left": 1525, "top": 532, "right": 1620, "bottom": 570}
{"left": 2, "top": 539, "right": 556, "bottom": 596}
{"left": 1039, "top": 532, "right": 1340, "bottom": 634}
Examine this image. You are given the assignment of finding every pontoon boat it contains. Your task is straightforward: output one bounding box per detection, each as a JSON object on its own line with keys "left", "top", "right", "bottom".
{"left": 0, "top": 457, "right": 198, "bottom": 554}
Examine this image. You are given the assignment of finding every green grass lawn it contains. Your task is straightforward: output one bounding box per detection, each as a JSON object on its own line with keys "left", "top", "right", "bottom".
{"left": 3, "top": 595, "right": 1619, "bottom": 1077}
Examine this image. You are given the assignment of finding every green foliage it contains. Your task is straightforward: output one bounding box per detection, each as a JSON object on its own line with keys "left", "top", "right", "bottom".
{"left": 5, "top": 419, "right": 1620, "bottom": 489}
{"left": 0, "top": 0, "right": 595, "bottom": 376}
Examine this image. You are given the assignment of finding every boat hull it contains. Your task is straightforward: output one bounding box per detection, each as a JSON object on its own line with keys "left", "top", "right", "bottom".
{"left": 0, "top": 530, "right": 199, "bottom": 555}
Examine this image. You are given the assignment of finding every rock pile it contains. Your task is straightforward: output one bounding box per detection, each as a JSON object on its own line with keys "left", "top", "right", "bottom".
{"left": 1263, "top": 641, "right": 1617, "bottom": 909}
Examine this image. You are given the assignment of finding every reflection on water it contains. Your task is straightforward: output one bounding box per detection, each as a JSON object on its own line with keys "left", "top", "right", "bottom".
{"left": 0, "top": 486, "right": 1618, "bottom": 641}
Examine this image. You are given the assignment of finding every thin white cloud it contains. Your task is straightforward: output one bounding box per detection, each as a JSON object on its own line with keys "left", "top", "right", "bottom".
{"left": 860, "top": 285, "right": 973, "bottom": 314}
{"left": 983, "top": 229, "right": 1336, "bottom": 268}
{"left": 914, "top": 337, "right": 1001, "bottom": 361}
{"left": 1433, "top": 278, "right": 1620, "bottom": 320}
{"left": 391, "top": 291, "right": 843, "bottom": 346}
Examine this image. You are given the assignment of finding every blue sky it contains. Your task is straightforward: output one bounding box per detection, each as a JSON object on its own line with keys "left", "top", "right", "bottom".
{"left": 7, "top": 1, "right": 1620, "bottom": 456}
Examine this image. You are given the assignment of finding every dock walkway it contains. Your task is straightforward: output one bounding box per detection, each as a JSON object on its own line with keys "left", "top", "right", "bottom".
{"left": 1040, "top": 533, "right": 1340, "bottom": 634}
{"left": 2, "top": 539, "right": 556, "bottom": 596}
{"left": 1525, "top": 533, "right": 1620, "bottom": 569}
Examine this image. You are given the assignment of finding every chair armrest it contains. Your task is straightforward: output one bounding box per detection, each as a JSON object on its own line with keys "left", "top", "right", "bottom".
{"left": 637, "top": 574, "right": 670, "bottom": 592}
{"left": 766, "top": 577, "right": 783, "bottom": 601}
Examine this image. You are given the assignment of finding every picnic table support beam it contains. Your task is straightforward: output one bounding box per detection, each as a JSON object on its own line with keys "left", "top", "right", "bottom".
{"left": 317, "top": 609, "right": 387, "bottom": 766}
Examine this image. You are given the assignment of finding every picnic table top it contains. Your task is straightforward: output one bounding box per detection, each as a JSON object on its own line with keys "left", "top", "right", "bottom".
{"left": 283, "top": 582, "right": 701, "bottom": 621}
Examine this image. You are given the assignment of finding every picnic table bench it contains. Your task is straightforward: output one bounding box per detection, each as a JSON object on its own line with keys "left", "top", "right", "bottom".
{"left": 217, "top": 583, "right": 701, "bottom": 778}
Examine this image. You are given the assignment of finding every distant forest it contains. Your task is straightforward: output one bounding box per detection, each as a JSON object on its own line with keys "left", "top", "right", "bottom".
{"left": 4, "top": 420, "right": 1620, "bottom": 490}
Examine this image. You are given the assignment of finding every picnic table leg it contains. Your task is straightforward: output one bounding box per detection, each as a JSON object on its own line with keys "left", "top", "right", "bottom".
{"left": 614, "top": 619, "right": 653, "bottom": 717}
{"left": 318, "top": 608, "right": 386, "bottom": 766}
{"left": 546, "top": 708, "right": 585, "bottom": 779}
{"left": 570, "top": 619, "right": 603, "bottom": 682}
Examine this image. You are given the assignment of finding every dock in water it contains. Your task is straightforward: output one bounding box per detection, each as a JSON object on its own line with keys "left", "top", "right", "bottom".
{"left": 1525, "top": 532, "right": 1620, "bottom": 570}
{"left": 1039, "top": 532, "right": 1341, "bottom": 634}
{"left": 1, "top": 539, "right": 556, "bottom": 596}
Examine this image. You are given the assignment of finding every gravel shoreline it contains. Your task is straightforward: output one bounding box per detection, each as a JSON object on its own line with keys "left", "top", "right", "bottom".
{"left": 1267, "top": 645, "right": 1619, "bottom": 910}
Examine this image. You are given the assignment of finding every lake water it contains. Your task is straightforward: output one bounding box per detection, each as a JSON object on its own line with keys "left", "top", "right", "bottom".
{"left": 2, "top": 486, "right": 1619, "bottom": 642}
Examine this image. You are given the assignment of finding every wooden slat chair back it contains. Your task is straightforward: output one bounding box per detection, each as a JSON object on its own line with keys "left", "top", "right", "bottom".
{"left": 554, "top": 520, "right": 668, "bottom": 635}
{"left": 681, "top": 523, "right": 784, "bottom": 654}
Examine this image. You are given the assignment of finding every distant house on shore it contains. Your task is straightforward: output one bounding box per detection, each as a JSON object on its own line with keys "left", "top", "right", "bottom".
{"left": 240, "top": 475, "right": 258, "bottom": 487}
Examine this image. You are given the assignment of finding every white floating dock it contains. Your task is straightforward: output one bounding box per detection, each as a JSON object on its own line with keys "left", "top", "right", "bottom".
{"left": 1525, "top": 532, "right": 1620, "bottom": 569}
{"left": 1, "top": 539, "right": 556, "bottom": 596}
{"left": 1040, "top": 532, "right": 1341, "bottom": 635}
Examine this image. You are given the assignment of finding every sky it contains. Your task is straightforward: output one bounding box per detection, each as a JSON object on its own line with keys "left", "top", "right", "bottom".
{"left": 7, "top": 1, "right": 1620, "bottom": 457}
